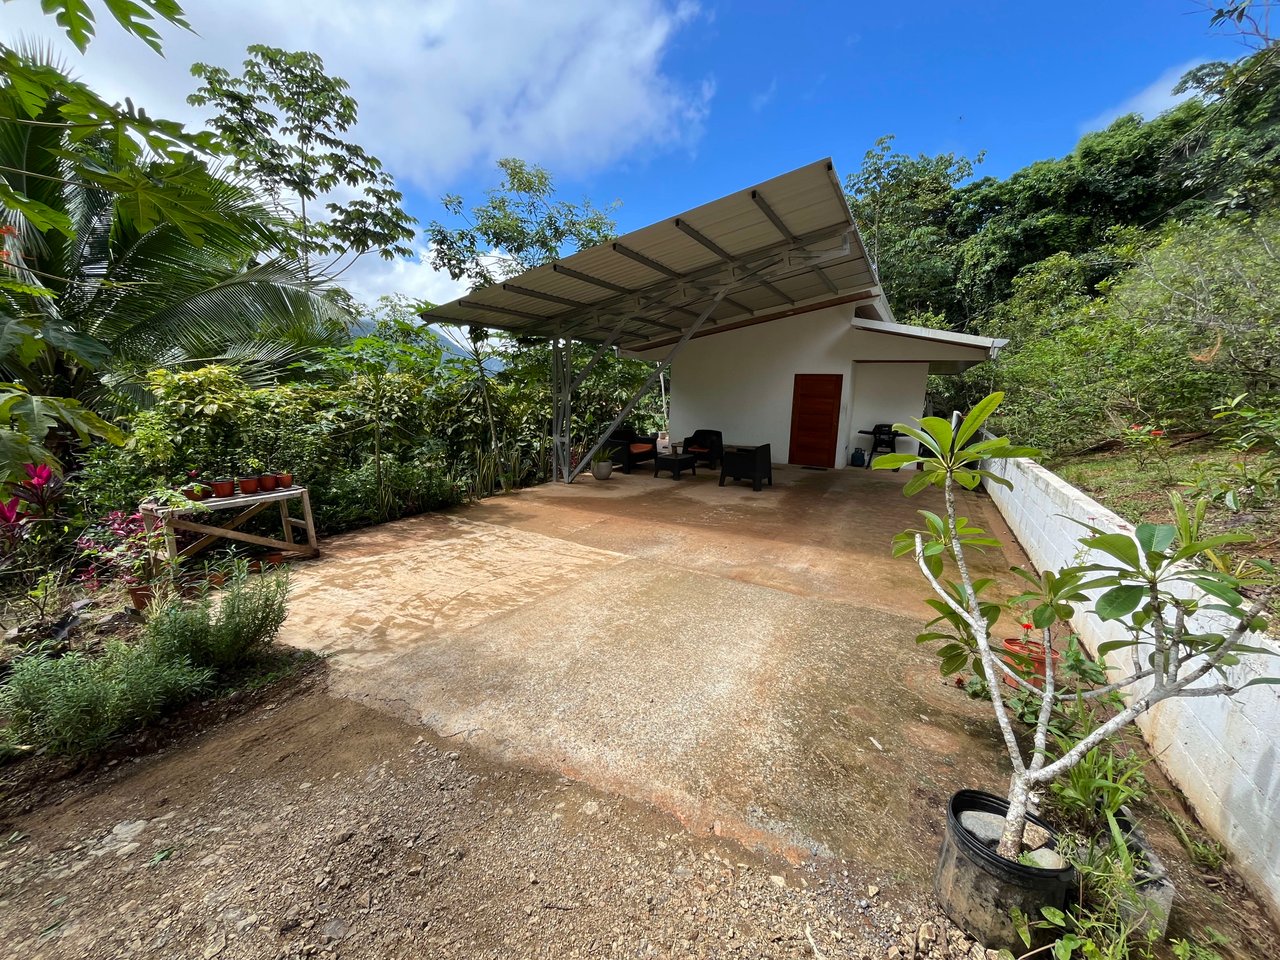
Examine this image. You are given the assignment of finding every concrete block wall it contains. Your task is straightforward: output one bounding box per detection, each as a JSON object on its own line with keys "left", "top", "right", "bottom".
{"left": 982, "top": 454, "right": 1280, "bottom": 924}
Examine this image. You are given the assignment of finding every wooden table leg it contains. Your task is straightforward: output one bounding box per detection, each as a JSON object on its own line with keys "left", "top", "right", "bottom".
{"left": 279, "top": 500, "right": 295, "bottom": 545}
{"left": 300, "top": 489, "right": 318, "bottom": 552}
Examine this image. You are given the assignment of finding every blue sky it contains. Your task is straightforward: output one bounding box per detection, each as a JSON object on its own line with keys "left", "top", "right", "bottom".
{"left": 567, "top": 2, "right": 1226, "bottom": 224}
{"left": 3, "top": 1, "right": 1241, "bottom": 304}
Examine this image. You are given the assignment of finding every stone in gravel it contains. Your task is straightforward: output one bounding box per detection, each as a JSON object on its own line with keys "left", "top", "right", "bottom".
{"left": 1023, "top": 847, "right": 1066, "bottom": 870}
{"left": 112, "top": 820, "right": 147, "bottom": 841}
{"left": 581, "top": 801, "right": 600, "bottom": 815}
{"left": 867, "top": 884, "right": 880, "bottom": 898}
{"left": 334, "top": 829, "right": 355, "bottom": 846}
{"left": 321, "top": 918, "right": 348, "bottom": 942}
{"left": 202, "top": 932, "right": 226, "bottom": 958}
{"left": 114, "top": 842, "right": 141, "bottom": 857}
{"left": 916, "top": 921, "right": 937, "bottom": 950}
{"left": 959, "top": 810, "right": 1004, "bottom": 844}
{"left": 1023, "top": 823, "right": 1051, "bottom": 850}
{"left": 769, "top": 875, "right": 786, "bottom": 889}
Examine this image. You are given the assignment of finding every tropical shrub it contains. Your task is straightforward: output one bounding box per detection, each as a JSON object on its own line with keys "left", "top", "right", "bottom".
{"left": 144, "top": 565, "right": 290, "bottom": 671}
{"left": 0, "top": 640, "right": 212, "bottom": 755}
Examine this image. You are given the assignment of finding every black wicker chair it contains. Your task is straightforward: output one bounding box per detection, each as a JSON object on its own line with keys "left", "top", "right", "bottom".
{"left": 681, "top": 429, "right": 723, "bottom": 469}
{"left": 607, "top": 426, "right": 658, "bottom": 474}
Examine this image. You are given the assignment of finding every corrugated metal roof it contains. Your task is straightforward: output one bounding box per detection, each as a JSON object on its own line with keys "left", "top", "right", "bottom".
{"left": 423, "top": 158, "right": 880, "bottom": 350}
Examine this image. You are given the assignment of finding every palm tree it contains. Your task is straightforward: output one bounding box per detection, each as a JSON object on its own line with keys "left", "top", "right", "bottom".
{"left": 1, "top": 46, "right": 352, "bottom": 412}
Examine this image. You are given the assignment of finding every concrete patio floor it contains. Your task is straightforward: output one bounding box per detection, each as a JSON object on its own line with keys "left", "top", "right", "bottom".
{"left": 279, "top": 463, "right": 1030, "bottom": 888}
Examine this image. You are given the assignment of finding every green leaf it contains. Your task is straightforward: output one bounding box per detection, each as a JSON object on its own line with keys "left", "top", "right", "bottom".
{"left": 1040, "top": 906, "right": 1067, "bottom": 926}
{"left": 1135, "top": 523, "right": 1176, "bottom": 554}
{"left": 871, "top": 453, "right": 919, "bottom": 470}
{"left": 1095, "top": 585, "right": 1146, "bottom": 621}
{"left": 0, "top": 183, "right": 75, "bottom": 236}
{"left": 1097, "top": 638, "right": 1137, "bottom": 657}
{"left": 1029, "top": 603, "right": 1055, "bottom": 628}
{"left": 954, "top": 391, "right": 1003, "bottom": 447}
{"left": 1082, "top": 533, "right": 1142, "bottom": 571}
{"left": 919, "top": 416, "right": 955, "bottom": 454}
{"left": 902, "top": 471, "right": 935, "bottom": 497}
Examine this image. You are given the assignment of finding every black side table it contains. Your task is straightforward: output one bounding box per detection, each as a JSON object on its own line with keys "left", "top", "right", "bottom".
{"left": 654, "top": 452, "right": 696, "bottom": 480}
{"left": 719, "top": 443, "right": 773, "bottom": 491}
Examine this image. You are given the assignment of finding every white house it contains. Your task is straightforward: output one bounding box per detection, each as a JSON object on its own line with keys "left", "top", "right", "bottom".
{"left": 630, "top": 297, "right": 1002, "bottom": 469}
{"left": 426, "top": 158, "right": 1003, "bottom": 480}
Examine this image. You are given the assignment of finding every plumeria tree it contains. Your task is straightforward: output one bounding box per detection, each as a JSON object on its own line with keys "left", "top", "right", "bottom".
{"left": 875, "top": 393, "right": 1278, "bottom": 858}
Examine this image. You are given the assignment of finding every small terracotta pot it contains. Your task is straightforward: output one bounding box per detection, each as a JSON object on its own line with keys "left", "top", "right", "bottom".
{"left": 182, "top": 485, "right": 210, "bottom": 502}
{"left": 128, "top": 585, "right": 154, "bottom": 611}
{"left": 238, "top": 476, "right": 260, "bottom": 495}
{"left": 276, "top": 472, "right": 294, "bottom": 488}
{"left": 264, "top": 550, "right": 286, "bottom": 565}
{"left": 1000, "top": 638, "right": 1060, "bottom": 690}
{"left": 211, "top": 479, "right": 236, "bottom": 497}
{"left": 259, "top": 473, "right": 278, "bottom": 492}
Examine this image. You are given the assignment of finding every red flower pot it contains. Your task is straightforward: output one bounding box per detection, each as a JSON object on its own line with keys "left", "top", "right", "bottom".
{"left": 211, "top": 479, "right": 236, "bottom": 498}
{"left": 259, "top": 473, "right": 278, "bottom": 492}
{"left": 999, "top": 638, "right": 1060, "bottom": 690}
{"left": 276, "top": 472, "right": 294, "bottom": 488}
{"left": 238, "top": 476, "right": 260, "bottom": 495}
{"left": 182, "top": 485, "right": 210, "bottom": 502}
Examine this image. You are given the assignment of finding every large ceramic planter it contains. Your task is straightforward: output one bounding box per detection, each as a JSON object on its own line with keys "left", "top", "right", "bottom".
{"left": 591, "top": 461, "right": 613, "bottom": 481}
{"left": 934, "top": 790, "right": 1076, "bottom": 952}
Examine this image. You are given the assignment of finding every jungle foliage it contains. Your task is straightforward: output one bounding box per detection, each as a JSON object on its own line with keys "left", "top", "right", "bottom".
{"left": 845, "top": 45, "right": 1280, "bottom": 454}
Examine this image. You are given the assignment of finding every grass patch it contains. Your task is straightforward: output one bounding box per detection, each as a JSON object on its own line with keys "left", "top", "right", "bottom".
{"left": 1049, "top": 441, "right": 1279, "bottom": 564}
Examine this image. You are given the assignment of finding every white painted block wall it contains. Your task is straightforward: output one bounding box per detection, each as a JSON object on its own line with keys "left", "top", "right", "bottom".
{"left": 982, "top": 455, "right": 1280, "bottom": 924}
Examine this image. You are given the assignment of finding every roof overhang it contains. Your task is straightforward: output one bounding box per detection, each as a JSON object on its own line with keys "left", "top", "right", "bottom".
{"left": 851, "top": 317, "right": 1007, "bottom": 354}
{"left": 423, "top": 158, "right": 879, "bottom": 351}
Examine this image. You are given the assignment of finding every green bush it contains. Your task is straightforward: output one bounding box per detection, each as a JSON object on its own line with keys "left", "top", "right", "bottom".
{"left": 145, "top": 566, "right": 290, "bottom": 671}
{"left": 0, "top": 642, "right": 211, "bottom": 755}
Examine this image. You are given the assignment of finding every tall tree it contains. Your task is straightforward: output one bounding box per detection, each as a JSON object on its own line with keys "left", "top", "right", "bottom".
{"left": 426, "top": 158, "right": 619, "bottom": 289}
{"left": 188, "top": 45, "right": 416, "bottom": 281}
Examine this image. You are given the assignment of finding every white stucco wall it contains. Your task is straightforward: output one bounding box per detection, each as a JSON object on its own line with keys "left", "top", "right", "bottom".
{"left": 653, "top": 305, "right": 982, "bottom": 466}
{"left": 982, "top": 454, "right": 1280, "bottom": 924}
{"left": 848, "top": 364, "right": 930, "bottom": 460}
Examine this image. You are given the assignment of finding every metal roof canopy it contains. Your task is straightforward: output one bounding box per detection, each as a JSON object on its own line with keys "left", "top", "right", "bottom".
{"left": 424, "top": 158, "right": 879, "bottom": 482}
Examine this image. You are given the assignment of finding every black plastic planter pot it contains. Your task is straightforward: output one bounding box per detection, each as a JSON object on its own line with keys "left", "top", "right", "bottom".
{"left": 934, "top": 790, "right": 1077, "bottom": 952}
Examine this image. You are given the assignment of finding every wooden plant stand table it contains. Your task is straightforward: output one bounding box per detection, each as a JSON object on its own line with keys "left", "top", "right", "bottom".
{"left": 141, "top": 486, "right": 319, "bottom": 571}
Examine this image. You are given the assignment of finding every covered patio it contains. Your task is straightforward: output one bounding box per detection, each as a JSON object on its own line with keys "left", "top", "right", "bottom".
{"left": 278, "top": 466, "right": 1025, "bottom": 887}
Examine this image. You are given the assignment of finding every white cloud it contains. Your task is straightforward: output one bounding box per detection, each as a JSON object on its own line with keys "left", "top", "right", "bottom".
{"left": 4, "top": 1, "right": 712, "bottom": 304}
{"left": 339, "top": 247, "right": 468, "bottom": 308}
{"left": 1080, "top": 58, "right": 1209, "bottom": 133}
{"left": 750, "top": 77, "right": 777, "bottom": 113}
{"left": 3, "top": 0, "right": 714, "bottom": 191}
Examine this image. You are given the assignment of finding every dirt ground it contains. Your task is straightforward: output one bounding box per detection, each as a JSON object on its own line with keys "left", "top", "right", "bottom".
{"left": 2, "top": 467, "right": 1277, "bottom": 958}
{"left": 0, "top": 670, "right": 971, "bottom": 960}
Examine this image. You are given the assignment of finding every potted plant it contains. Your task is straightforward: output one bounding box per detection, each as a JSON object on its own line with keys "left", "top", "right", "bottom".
{"left": 259, "top": 471, "right": 278, "bottom": 492}
{"left": 182, "top": 482, "right": 212, "bottom": 502}
{"left": 275, "top": 470, "right": 294, "bottom": 488}
{"left": 873, "top": 393, "right": 1277, "bottom": 952}
{"left": 1000, "top": 618, "right": 1060, "bottom": 690}
{"left": 238, "top": 457, "right": 262, "bottom": 495}
{"left": 590, "top": 446, "right": 615, "bottom": 481}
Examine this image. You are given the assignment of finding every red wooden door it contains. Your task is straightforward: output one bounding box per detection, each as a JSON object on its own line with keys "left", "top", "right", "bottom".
{"left": 788, "top": 374, "right": 842, "bottom": 468}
